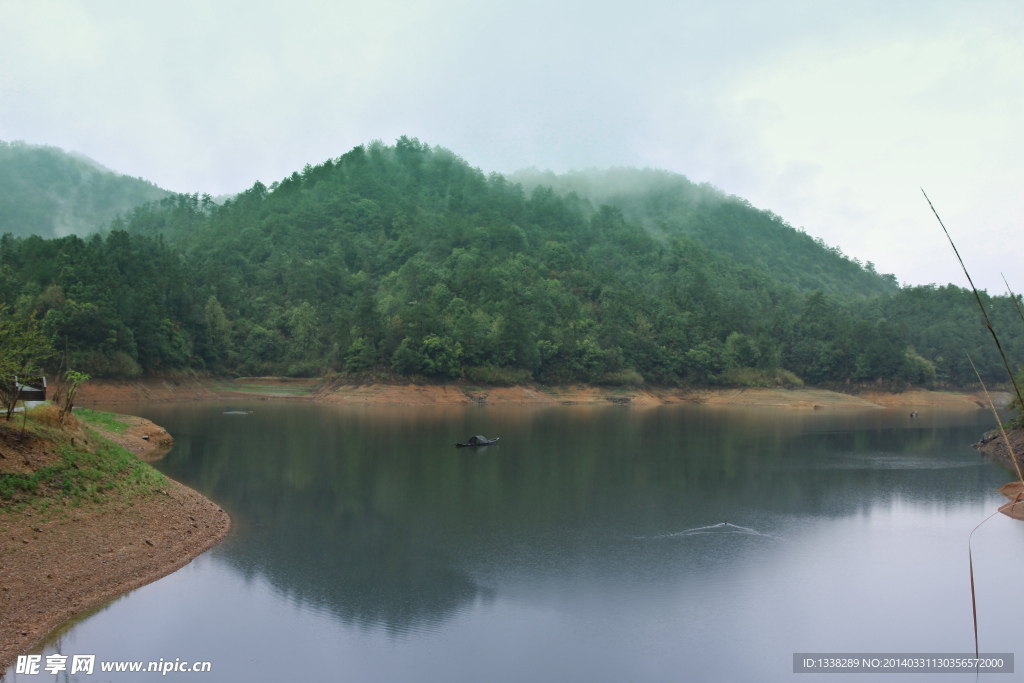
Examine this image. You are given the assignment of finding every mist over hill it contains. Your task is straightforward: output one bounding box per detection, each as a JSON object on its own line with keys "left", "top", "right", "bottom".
{"left": 1, "top": 137, "right": 1020, "bottom": 388}
{"left": 0, "top": 140, "right": 171, "bottom": 239}
{"left": 512, "top": 167, "right": 899, "bottom": 299}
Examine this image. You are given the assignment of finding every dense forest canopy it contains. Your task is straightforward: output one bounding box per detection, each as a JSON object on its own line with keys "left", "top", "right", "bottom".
{"left": 0, "top": 140, "right": 170, "bottom": 240}
{"left": 1, "top": 137, "right": 1021, "bottom": 389}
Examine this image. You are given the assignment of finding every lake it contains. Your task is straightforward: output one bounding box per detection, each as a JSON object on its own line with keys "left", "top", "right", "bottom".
{"left": 8, "top": 402, "right": 1023, "bottom": 682}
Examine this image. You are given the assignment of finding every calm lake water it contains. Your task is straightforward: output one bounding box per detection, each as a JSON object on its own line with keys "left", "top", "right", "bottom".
{"left": 7, "top": 402, "right": 1024, "bottom": 682}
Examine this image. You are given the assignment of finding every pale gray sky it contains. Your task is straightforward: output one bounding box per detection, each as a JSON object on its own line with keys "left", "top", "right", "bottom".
{"left": 1, "top": 0, "right": 1021, "bottom": 292}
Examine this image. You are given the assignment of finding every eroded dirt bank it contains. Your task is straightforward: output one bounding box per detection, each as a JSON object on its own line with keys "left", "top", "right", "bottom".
{"left": 76, "top": 376, "right": 1009, "bottom": 410}
{"left": 314, "top": 381, "right": 1006, "bottom": 410}
{"left": 91, "top": 414, "right": 176, "bottom": 462}
{"left": 976, "top": 425, "right": 1024, "bottom": 521}
{"left": 76, "top": 377, "right": 221, "bottom": 403}
{"left": 976, "top": 425, "right": 1024, "bottom": 469}
{"left": 0, "top": 415, "right": 230, "bottom": 672}
{"left": 76, "top": 377, "right": 320, "bottom": 404}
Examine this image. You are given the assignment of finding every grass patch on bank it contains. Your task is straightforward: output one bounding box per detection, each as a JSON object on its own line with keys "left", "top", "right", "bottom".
{"left": 0, "top": 416, "right": 165, "bottom": 513}
{"left": 75, "top": 408, "right": 130, "bottom": 434}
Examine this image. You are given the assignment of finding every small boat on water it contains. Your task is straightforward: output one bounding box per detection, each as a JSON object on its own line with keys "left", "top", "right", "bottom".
{"left": 224, "top": 406, "right": 253, "bottom": 415}
{"left": 456, "top": 435, "right": 500, "bottom": 447}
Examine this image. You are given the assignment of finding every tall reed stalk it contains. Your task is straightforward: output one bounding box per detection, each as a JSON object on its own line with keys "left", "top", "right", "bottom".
{"left": 922, "top": 190, "right": 1024, "bottom": 412}
{"left": 922, "top": 190, "right": 1024, "bottom": 659}
{"left": 1002, "top": 275, "right": 1024, "bottom": 328}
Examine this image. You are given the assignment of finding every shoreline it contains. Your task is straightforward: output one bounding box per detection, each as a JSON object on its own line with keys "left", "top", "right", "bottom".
{"left": 0, "top": 415, "right": 230, "bottom": 672}
{"left": 76, "top": 376, "right": 1011, "bottom": 410}
{"left": 976, "top": 426, "right": 1024, "bottom": 522}
{"left": 998, "top": 482, "right": 1024, "bottom": 521}
{"left": 2, "top": 382, "right": 1012, "bottom": 669}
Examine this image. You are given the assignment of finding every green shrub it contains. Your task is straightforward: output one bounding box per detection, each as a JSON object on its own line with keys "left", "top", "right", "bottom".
{"left": 598, "top": 369, "right": 645, "bottom": 386}
{"left": 285, "top": 361, "right": 321, "bottom": 378}
{"left": 719, "top": 367, "right": 804, "bottom": 387}
{"left": 466, "top": 365, "right": 533, "bottom": 386}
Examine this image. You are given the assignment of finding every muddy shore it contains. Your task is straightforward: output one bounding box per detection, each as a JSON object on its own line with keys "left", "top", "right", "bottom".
{"left": 975, "top": 424, "right": 1024, "bottom": 470}
{"left": 975, "top": 425, "right": 1024, "bottom": 522}
{"left": 0, "top": 416, "right": 230, "bottom": 672}
{"left": 77, "top": 376, "right": 1009, "bottom": 410}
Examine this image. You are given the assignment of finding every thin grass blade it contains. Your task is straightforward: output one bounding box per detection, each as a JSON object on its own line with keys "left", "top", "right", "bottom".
{"left": 968, "top": 509, "right": 1000, "bottom": 660}
{"left": 969, "top": 548, "right": 978, "bottom": 659}
{"left": 1002, "top": 274, "right": 1024, "bottom": 328}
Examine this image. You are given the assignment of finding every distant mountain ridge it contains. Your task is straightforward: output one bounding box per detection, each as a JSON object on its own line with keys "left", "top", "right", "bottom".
{"left": 1, "top": 137, "right": 1018, "bottom": 388}
{"left": 0, "top": 139, "right": 896, "bottom": 301}
{"left": 0, "top": 140, "right": 171, "bottom": 239}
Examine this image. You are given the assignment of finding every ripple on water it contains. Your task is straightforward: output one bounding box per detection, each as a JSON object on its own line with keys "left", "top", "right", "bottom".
{"left": 634, "top": 522, "right": 781, "bottom": 541}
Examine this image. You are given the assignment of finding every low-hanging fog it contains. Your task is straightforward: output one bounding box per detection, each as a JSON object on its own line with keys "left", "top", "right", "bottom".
{"left": 0, "top": 0, "right": 1021, "bottom": 292}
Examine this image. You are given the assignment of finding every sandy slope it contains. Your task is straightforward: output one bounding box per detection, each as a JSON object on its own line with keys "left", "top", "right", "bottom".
{"left": 0, "top": 416, "right": 229, "bottom": 672}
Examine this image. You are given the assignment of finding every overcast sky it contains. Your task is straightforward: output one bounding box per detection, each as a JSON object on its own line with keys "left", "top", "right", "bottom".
{"left": 1, "top": 0, "right": 1021, "bottom": 292}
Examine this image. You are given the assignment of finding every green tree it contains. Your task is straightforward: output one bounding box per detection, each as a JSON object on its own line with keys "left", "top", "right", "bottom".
{"left": 391, "top": 337, "right": 423, "bottom": 375}
{"left": 54, "top": 369, "right": 90, "bottom": 424}
{"left": 419, "top": 334, "right": 463, "bottom": 379}
{"left": 344, "top": 336, "right": 376, "bottom": 372}
{"left": 0, "top": 306, "right": 53, "bottom": 419}
{"left": 723, "top": 332, "right": 759, "bottom": 368}
{"left": 684, "top": 340, "right": 725, "bottom": 384}
{"left": 204, "top": 295, "right": 233, "bottom": 366}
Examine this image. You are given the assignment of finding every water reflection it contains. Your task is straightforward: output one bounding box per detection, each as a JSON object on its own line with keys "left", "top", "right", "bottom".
{"left": 117, "top": 403, "right": 1008, "bottom": 636}
{"left": 13, "top": 402, "right": 1020, "bottom": 683}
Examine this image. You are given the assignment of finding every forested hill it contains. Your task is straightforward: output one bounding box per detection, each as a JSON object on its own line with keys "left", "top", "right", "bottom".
{"left": 512, "top": 168, "right": 899, "bottom": 298}
{"left": 0, "top": 140, "right": 170, "bottom": 239}
{"left": 1, "top": 137, "right": 1021, "bottom": 388}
